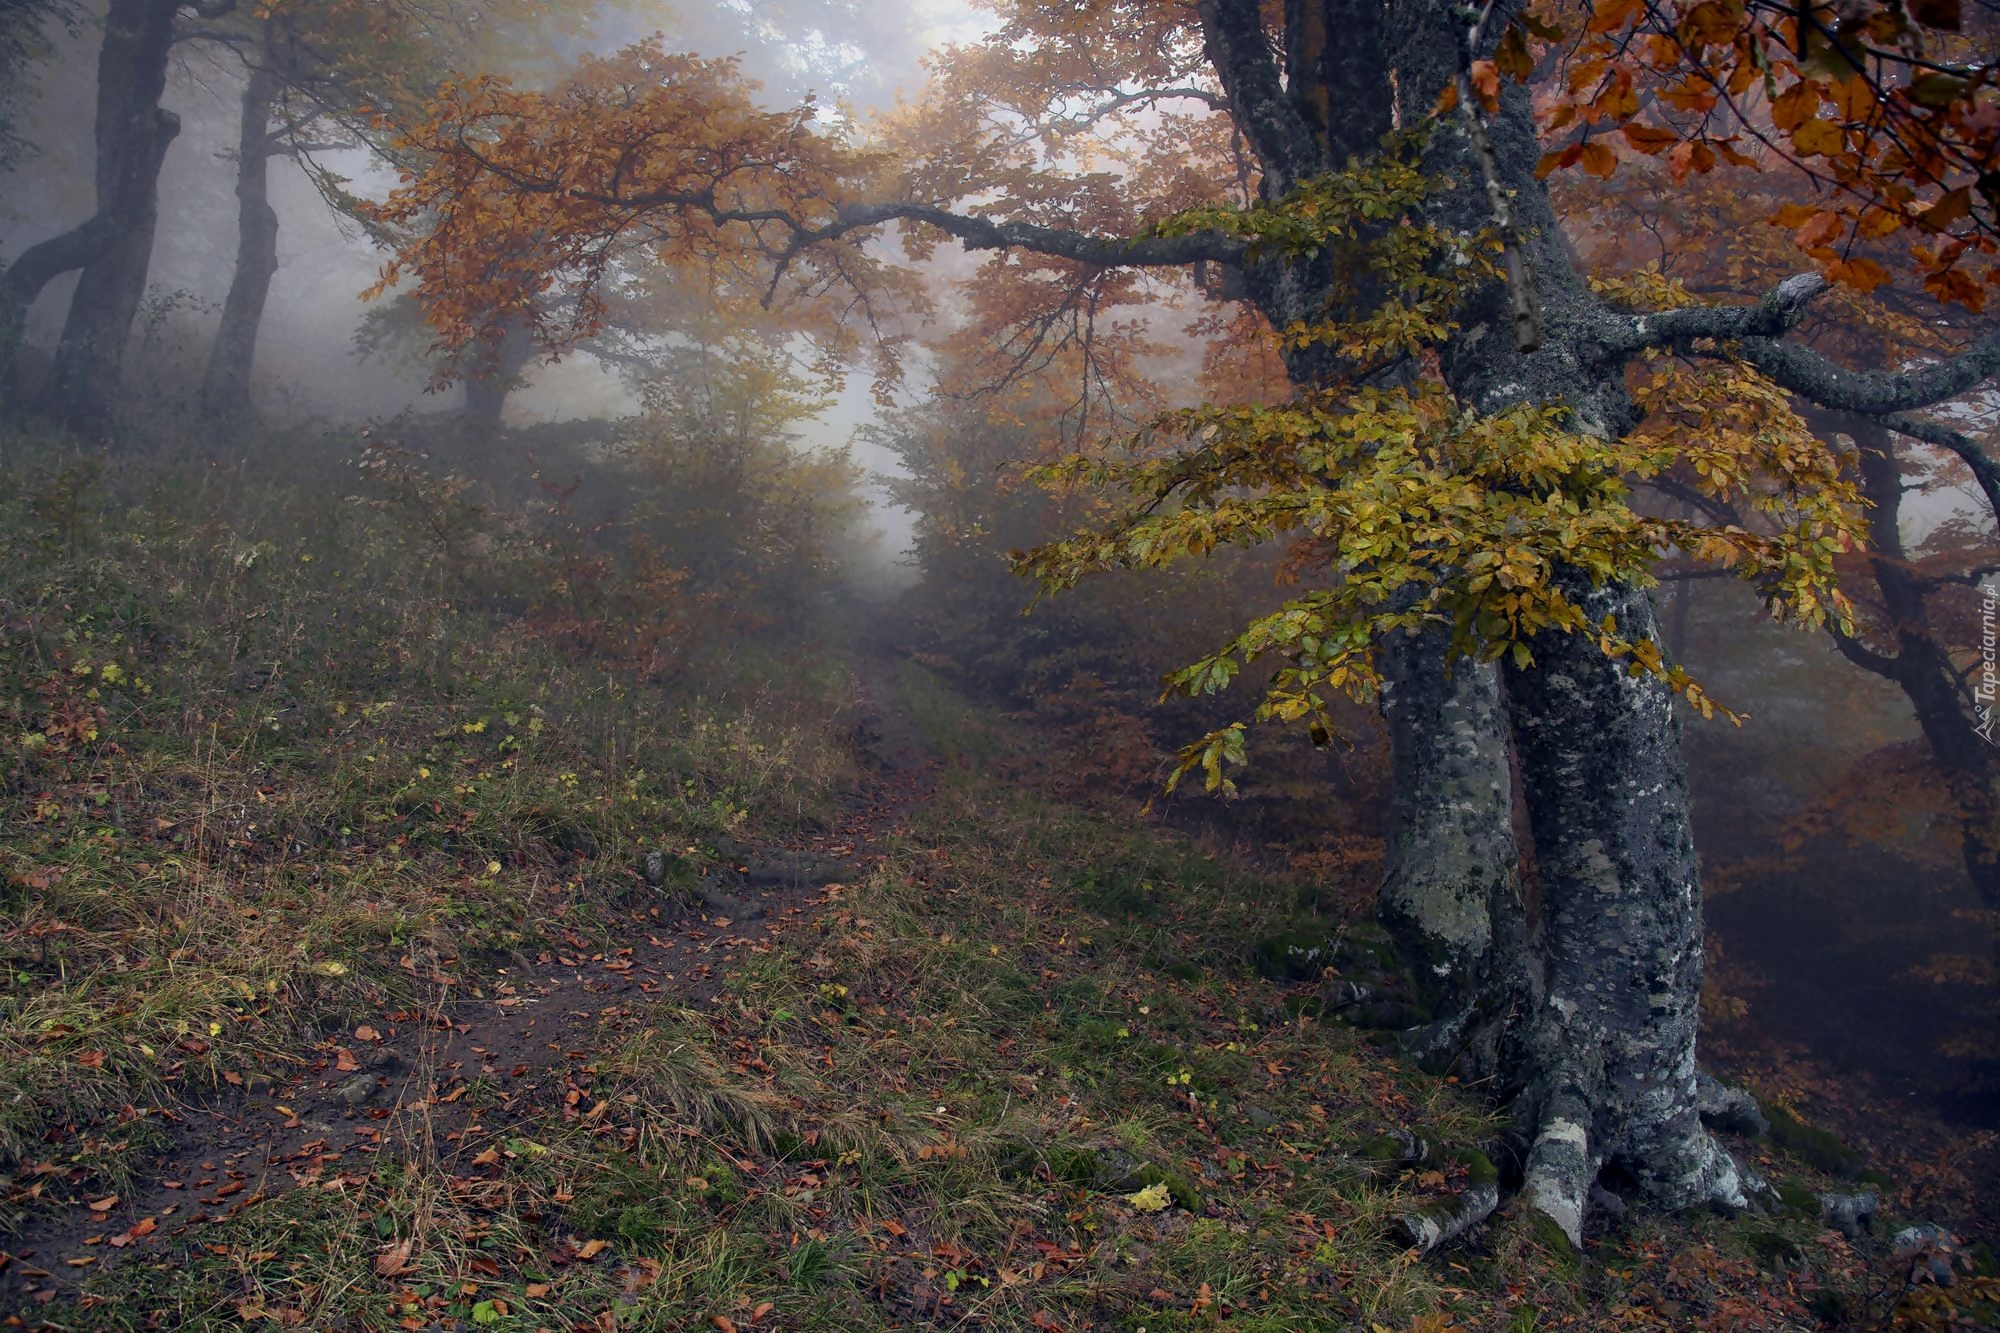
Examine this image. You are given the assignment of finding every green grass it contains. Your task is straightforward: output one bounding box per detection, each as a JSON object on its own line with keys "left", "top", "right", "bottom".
{"left": 0, "top": 432, "right": 859, "bottom": 1243}
{"left": 6, "top": 430, "right": 1993, "bottom": 1330}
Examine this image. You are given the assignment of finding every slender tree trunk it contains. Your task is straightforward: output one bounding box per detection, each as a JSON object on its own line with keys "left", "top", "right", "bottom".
{"left": 39, "top": 0, "right": 181, "bottom": 436}
{"left": 201, "top": 44, "right": 282, "bottom": 420}
{"left": 1504, "top": 574, "right": 1749, "bottom": 1244}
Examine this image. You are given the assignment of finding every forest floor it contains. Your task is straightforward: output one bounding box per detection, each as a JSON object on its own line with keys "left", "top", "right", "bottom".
{"left": 1, "top": 443, "right": 1996, "bottom": 1330}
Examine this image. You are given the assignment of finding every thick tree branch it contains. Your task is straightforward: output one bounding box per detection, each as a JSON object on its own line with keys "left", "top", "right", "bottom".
{"left": 1610, "top": 272, "right": 2000, "bottom": 415}
{"left": 1742, "top": 331, "right": 2000, "bottom": 415}
{"left": 1827, "top": 622, "right": 1903, "bottom": 680}
{"left": 827, "top": 202, "right": 1248, "bottom": 268}
{"left": 1878, "top": 412, "right": 2000, "bottom": 528}
{"left": 1195, "top": 0, "right": 1319, "bottom": 191}
{"left": 1606, "top": 272, "right": 1830, "bottom": 356}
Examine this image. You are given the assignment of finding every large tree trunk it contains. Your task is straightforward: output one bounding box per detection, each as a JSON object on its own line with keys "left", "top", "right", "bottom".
{"left": 38, "top": 0, "right": 181, "bottom": 436}
{"left": 1376, "top": 628, "right": 1534, "bottom": 1079}
{"left": 200, "top": 43, "right": 282, "bottom": 420}
{"left": 1387, "top": 2, "right": 1741, "bottom": 1241}
{"left": 1503, "top": 574, "right": 1749, "bottom": 1244}
{"left": 1194, "top": 0, "right": 1742, "bottom": 1244}
{"left": 461, "top": 313, "right": 535, "bottom": 433}
{"left": 1218, "top": 0, "right": 1535, "bottom": 1067}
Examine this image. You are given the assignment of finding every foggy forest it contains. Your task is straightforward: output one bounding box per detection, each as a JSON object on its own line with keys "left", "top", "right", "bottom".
{"left": 0, "top": 0, "right": 1998, "bottom": 1327}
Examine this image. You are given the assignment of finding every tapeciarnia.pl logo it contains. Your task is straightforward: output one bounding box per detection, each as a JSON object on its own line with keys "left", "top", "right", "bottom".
{"left": 1979, "top": 581, "right": 2000, "bottom": 745}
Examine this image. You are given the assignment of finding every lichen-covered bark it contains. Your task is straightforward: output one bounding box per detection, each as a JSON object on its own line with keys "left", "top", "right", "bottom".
{"left": 1377, "top": 624, "right": 1532, "bottom": 1079}
{"left": 1504, "top": 574, "right": 1749, "bottom": 1244}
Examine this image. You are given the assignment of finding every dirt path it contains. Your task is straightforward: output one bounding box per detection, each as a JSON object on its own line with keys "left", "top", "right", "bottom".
{"left": 0, "top": 657, "right": 935, "bottom": 1316}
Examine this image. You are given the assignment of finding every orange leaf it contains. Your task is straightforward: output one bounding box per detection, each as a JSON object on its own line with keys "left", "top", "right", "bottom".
{"left": 1789, "top": 118, "right": 1845, "bottom": 157}
{"left": 1858, "top": 207, "right": 1905, "bottom": 239}
{"left": 374, "top": 1238, "right": 414, "bottom": 1277}
{"left": 1830, "top": 75, "right": 1876, "bottom": 123}
{"left": 712, "top": 1319, "right": 739, "bottom": 1333}
{"left": 1536, "top": 143, "right": 1585, "bottom": 179}
{"left": 1918, "top": 187, "right": 1974, "bottom": 231}
{"left": 1925, "top": 266, "right": 1987, "bottom": 310}
{"left": 1829, "top": 257, "right": 1892, "bottom": 292}
{"left": 87, "top": 1195, "right": 118, "bottom": 1213}
{"left": 1771, "top": 81, "right": 1824, "bottom": 133}
{"left": 1587, "top": 0, "right": 1643, "bottom": 34}
{"left": 577, "top": 1238, "right": 610, "bottom": 1260}
{"left": 1469, "top": 60, "right": 1501, "bottom": 111}
{"left": 76, "top": 1050, "right": 106, "bottom": 1069}
{"left": 1621, "top": 123, "right": 1681, "bottom": 155}
{"left": 1579, "top": 141, "right": 1618, "bottom": 178}
{"left": 1681, "top": 0, "right": 1741, "bottom": 44}
{"left": 355, "top": 1025, "right": 381, "bottom": 1043}
{"left": 1667, "top": 139, "right": 1716, "bottom": 181}
{"left": 1497, "top": 23, "right": 1536, "bottom": 81}
{"left": 1793, "top": 210, "right": 1843, "bottom": 249}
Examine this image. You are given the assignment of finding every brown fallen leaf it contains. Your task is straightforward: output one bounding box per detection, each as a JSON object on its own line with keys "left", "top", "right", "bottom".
{"left": 575, "top": 1238, "right": 609, "bottom": 1261}
{"left": 750, "top": 1301, "right": 774, "bottom": 1323}
{"left": 524, "top": 1282, "right": 551, "bottom": 1298}
{"left": 334, "top": 1048, "right": 361, "bottom": 1072}
{"left": 711, "top": 1318, "right": 738, "bottom": 1333}
{"left": 374, "top": 1238, "right": 414, "bottom": 1276}
{"left": 76, "top": 1050, "right": 105, "bottom": 1069}
{"left": 470, "top": 1148, "right": 501, "bottom": 1167}
{"left": 86, "top": 1196, "right": 118, "bottom": 1213}
{"left": 354, "top": 1025, "right": 381, "bottom": 1043}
